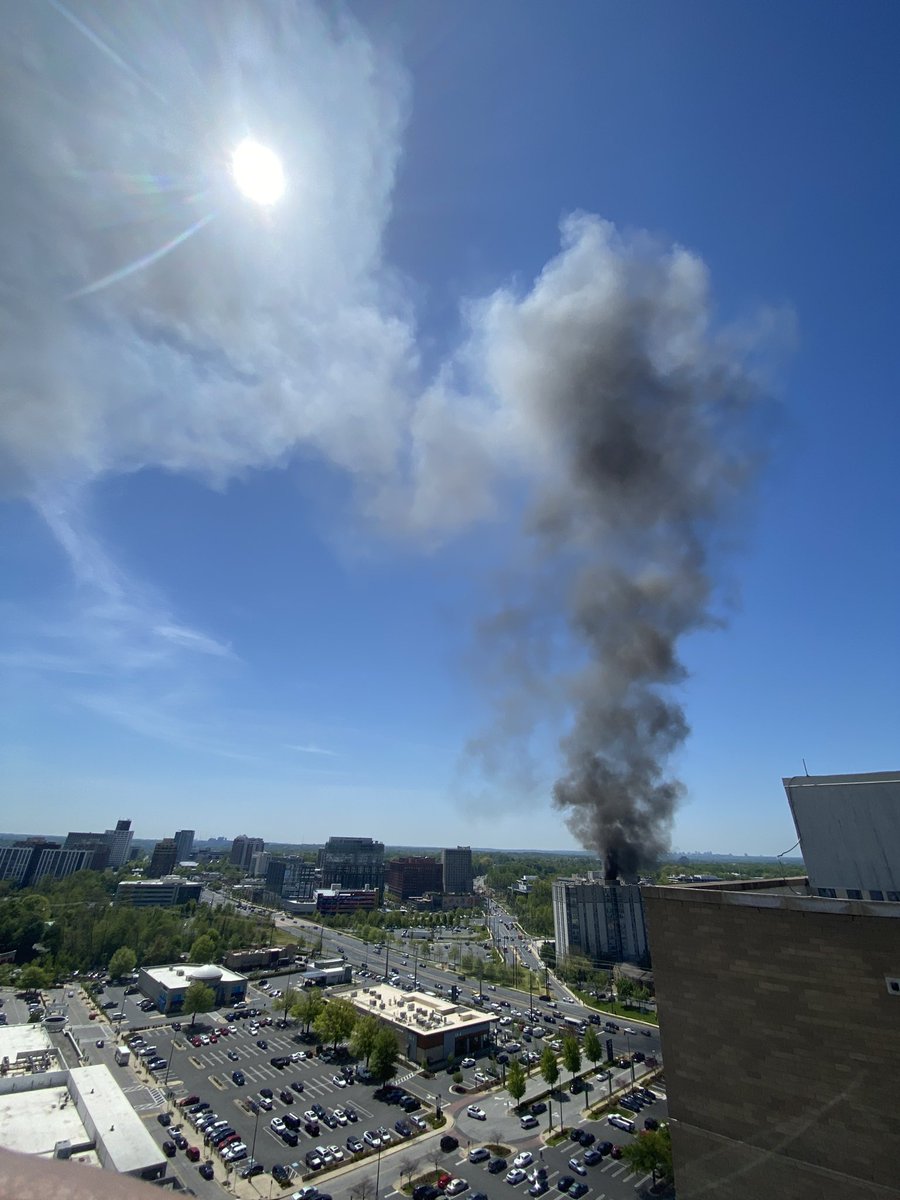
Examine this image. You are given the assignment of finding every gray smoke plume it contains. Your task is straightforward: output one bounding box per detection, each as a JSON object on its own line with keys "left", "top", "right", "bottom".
{"left": 459, "top": 216, "right": 776, "bottom": 877}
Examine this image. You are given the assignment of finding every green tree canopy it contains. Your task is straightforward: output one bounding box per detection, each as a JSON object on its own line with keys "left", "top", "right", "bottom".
{"left": 369, "top": 1026, "right": 399, "bottom": 1084}
{"left": 539, "top": 1045, "right": 559, "bottom": 1090}
{"left": 313, "top": 996, "right": 357, "bottom": 1049}
{"left": 582, "top": 1025, "right": 602, "bottom": 1069}
{"left": 108, "top": 946, "right": 136, "bottom": 979}
{"left": 18, "top": 962, "right": 50, "bottom": 990}
{"left": 506, "top": 1059, "right": 527, "bottom": 1110}
{"left": 182, "top": 980, "right": 216, "bottom": 1027}
{"left": 621, "top": 1125, "right": 673, "bottom": 1184}
{"left": 561, "top": 1034, "right": 582, "bottom": 1086}
{"left": 189, "top": 933, "right": 218, "bottom": 963}
{"left": 349, "top": 1014, "right": 380, "bottom": 1065}
{"left": 291, "top": 988, "right": 325, "bottom": 1032}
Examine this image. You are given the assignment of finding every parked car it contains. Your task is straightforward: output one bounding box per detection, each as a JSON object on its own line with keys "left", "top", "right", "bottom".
{"left": 162, "top": 1141, "right": 176, "bottom": 1158}
{"left": 199, "top": 1163, "right": 215, "bottom": 1180}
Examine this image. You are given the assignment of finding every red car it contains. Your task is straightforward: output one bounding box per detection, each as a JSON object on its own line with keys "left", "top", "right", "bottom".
{"left": 437, "top": 1174, "right": 452, "bottom": 1190}
{"left": 177, "top": 1095, "right": 200, "bottom": 1108}
{"left": 191, "top": 1037, "right": 202, "bottom": 1047}
{"left": 186, "top": 1146, "right": 200, "bottom": 1162}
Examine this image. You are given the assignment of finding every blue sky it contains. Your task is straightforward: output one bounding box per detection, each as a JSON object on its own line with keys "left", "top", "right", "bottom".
{"left": 2, "top": 1, "right": 899, "bottom": 856}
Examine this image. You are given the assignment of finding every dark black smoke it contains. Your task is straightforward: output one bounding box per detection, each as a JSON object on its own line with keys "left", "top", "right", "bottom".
{"left": 468, "top": 217, "right": 774, "bottom": 877}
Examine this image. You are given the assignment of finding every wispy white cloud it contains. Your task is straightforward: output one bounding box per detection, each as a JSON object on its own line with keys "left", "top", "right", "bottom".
{"left": 285, "top": 743, "right": 338, "bottom": 757}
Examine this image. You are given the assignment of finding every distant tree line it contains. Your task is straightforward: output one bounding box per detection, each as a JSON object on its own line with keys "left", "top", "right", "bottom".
{"left": 0, "top": 871, "right": 275, "bottom": 986}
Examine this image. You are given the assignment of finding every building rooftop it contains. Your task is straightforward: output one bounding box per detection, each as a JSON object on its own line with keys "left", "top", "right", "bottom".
{"left": 0, "top": 1024, "right": 56, "bottom": 1065}
{"left": 142, "top": 962, "right": 244, "bottom": 987}
{"left": 645, "top": 876, "right": 900, "bottom": 918}
{"left": 0, "top": 1065, "right": 163, "bottom": 1175}
{"left": 342, "top": 982, "right": 497, "bottom": 1036}
{"left": 783, "top": 769, "right": 900, "bottom": 788}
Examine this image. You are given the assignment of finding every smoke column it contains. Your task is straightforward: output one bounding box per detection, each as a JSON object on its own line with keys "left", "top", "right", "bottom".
{"left": 469, "top": 216, "right": 772, "bottom": 878}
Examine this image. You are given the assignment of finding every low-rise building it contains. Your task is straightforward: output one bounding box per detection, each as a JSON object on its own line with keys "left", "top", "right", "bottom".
{"left": 342, "top": 982, "right": 497, "bottom": 1066}
{"left": 0, "top": 1062, "right": 166, "bottom": 1180}
{"left": 224, "top": 945, "right": 298, "bottom": 973}
{"left": 315, "top": 887, "right": 378, "bottom": 914}
{"left": 115, "top": 877, "right": 202, "bottom": 906}
{"left": 137, "top": 963, "right": 247, "bottom": 1014}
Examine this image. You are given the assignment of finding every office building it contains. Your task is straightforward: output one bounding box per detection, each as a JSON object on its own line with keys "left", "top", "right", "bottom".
{"left": 552, "top": 877, "right": 650, "bottom": 966}
{"left": 230, "top": 835, "right": 265, "bottom": 870}
{"left": 137, "top": 963, "right": 247, "bottom": 1014}
{"left": 318, "top": 836, "right": 385, "bottom": 898}
{"left": 62, "top": 832, "right": 111, "bottom": 872}
{"left": 115, "top": 878, "right": 202, "bottom": 907}
{"left": 442, "top": 846, "right": 474, "bottom": 894}
{"left": 784, "top": 770, "right": 900, "bottom": 899}
{"left": 173, "top": 829, "right": 194, "bottom": 864}
{"left": 265, "top": 856, "right": 317, "bottom": 900}
{"left": 147, "top": 838, "right": 178, "bottom": 878}
{"left": 31, "top": 846, "right": 93, "bottom": 883}
{"left": 105, "top": 818, "right": 134, "bottom": 869}
{"left": 315, "top": 887, "right": 379, "bottom": 915}
{"left": 0, "top": 846, "right": 37, "bottom": 885}
{"left": 386, "top": 856, "right": 443, "bottom": 901}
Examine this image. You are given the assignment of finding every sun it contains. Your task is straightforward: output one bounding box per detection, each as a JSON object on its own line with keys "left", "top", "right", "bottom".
{"left": 231, "top": 139, "right": 285, "bottom": 206}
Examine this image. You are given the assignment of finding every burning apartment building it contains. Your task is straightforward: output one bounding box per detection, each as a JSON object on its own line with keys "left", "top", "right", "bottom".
{"left": 552, "top": 868, "right": 650, "bottom": 968}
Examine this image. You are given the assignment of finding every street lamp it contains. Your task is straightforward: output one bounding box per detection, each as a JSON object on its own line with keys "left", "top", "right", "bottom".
{"left": 249, "top": 1102, "right": 261, "bottom": 1170}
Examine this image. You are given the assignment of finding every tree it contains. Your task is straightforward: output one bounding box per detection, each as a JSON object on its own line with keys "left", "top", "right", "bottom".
{"left": 18, "top": 962, "right": 49, "bottom": 990}
{"left": 582, "top": 1025, "right": 602, "bottom": 1105}
{"left": 314, "top": 996, "right": 357, "bottom": 1050}
{"left": 189, "top": 933, "right": 218, "bottom": 963}
{"left": 561, "top": 1034, "right": 582, "bottom": 1093}
{"left": 369, "top": 1026, "right": 399, "bottom": 1084}
{"left": 349, "top": 1015, "right": 380, "bottom": 1065}
{"left": 506, "top": 1059, "right": 527, "bottom": 1111}
{"left": 621, "top": 1125, "right": 673, "bottom": 1184}
{"left": 182, "top": 980, "right": 216, "bottom": 1028}
{"left": 108, "top": 946, "right": 136, "bottom": 980}
{"left": 291, "top": 988, "right": 325, "bottom": 1032}
{"left": 539, "top": 1045, "right": 559, "bottom": 1092}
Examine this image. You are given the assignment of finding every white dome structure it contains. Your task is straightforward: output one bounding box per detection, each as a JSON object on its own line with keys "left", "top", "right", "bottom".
{"left": 187, "top": 964, "right": 223, "bottom": 984}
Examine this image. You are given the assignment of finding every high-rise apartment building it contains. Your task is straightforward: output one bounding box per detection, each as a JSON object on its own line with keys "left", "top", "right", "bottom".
{"left": 645, "top": 769, "right": 900, "bottom": 1200}
{"left": 173, "top": 829, "right": 194, "bottom": 864}
{"left": 105, "top": 819, "right": 134, "bottom": 869}
{"left": 386, "top": 856, "right": 443, "bottom": 900}
{"left": 318, "top": 837, "right": 385, "bottom": 898}
{"left": 249, "top": 850, "right": 269, "bottom": 877}
{"left": 230, "top": 835, "right": 264, "bottom": 871}
{"left": 552, "top": 877, "right": 649, "bottom": 966}
{"left": 442, "top": 846, "right": 474, "bottom": 894}
{"left": 0, "top": 840, "right": 95, "bottom": 886}
{"left": 31, "top": 846, "right": 93, "bottom": 883}
{"left": 147, "top": 838, "right": 178, "bottom": 878}
{"left": 0, "top": 845, "right": 39, "bottom": 885}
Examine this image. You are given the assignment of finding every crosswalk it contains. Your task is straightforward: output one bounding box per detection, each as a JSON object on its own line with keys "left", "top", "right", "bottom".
{"left": 123, "top": 1082, "right": 166, "bottom": 1111}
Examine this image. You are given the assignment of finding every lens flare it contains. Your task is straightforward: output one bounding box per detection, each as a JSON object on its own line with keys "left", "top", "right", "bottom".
{"left": 231, "top": 139, "right": 285, "bottom": 206}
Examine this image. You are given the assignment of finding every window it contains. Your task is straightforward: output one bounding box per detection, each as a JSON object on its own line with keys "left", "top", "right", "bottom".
{"left": 846, "top": 889, "right": 862, "bottom": 900}
{"left": 870, "top": 890, "right": 884, "bottom": 901}
{"left": 817, "top": 887, "right": 837, "bottom": 898}
{"left": 887, "top": 891, "right": 900, "bottom": 902}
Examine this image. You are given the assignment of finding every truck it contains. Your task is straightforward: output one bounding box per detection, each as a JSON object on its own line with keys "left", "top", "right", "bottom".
{"left": 114, "top": 1046, "right": 130, "bottom": 1066}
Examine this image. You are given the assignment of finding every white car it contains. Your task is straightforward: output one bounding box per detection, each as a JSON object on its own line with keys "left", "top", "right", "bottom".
{"left": 520, "top": 1115, "right": 539, "bottom": 1130}
{"left": 270, "top": 1117, "right": 285, "bottom": 1134}
{"left": 466, "top": 1105, "right": 487, "bottom": 1121}
{"left": 332, "top": 1074, "right": 347, "bottom": 1088}
{"left": 327, "top": 1145, "right": 345, "bottom": 1161}
{"left": 513, "top": 1151, "right": 533, "bottom": 1168}
{"left": 608, "top": 1114, "right": 635, "bottom": 1132}
{"left": 505, "top": 1169, "right": 527, "bottom": 1185}
{"left": 460, "top": 1057, "right": 476, "bottom": 1068}
{"left": 445, "top": 1180, "right": 469, "bottom": 1196}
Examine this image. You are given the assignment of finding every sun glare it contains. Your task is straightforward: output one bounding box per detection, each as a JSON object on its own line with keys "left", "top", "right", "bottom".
{"left": 231, "top": 139, "right": 285, "bottom": 206}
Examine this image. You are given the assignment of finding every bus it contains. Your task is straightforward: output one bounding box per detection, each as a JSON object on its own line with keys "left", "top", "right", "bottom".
{"left": 563, "top": 1015, "right": 586, "bottom": 1034}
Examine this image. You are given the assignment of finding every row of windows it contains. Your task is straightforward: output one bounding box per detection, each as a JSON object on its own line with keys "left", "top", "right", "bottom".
{"left": 817, "top": 887, "right": 900, "bottom": 902}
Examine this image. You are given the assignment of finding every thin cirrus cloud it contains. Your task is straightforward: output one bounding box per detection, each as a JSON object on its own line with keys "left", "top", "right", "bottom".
{"left": 285, "top": 744, "right": 339, "bottom": 758}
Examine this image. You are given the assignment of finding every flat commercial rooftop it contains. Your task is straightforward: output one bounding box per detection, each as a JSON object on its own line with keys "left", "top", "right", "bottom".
{"left": 144, "top": 964, "right": 244, "bottom": 987}
{"left": 0, "top": 1084, "right": 85, "bottom": 1157}
{"left": 344, "top": 983, "right": 496, "bottom": 1035}
{"left": 0, "top": 1024, "right": 55, "bottom": 1060}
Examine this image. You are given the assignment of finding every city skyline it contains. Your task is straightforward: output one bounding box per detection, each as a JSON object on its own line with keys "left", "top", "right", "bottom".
{"left": 3, "top": 3, "right": 899, "bottom": 857}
